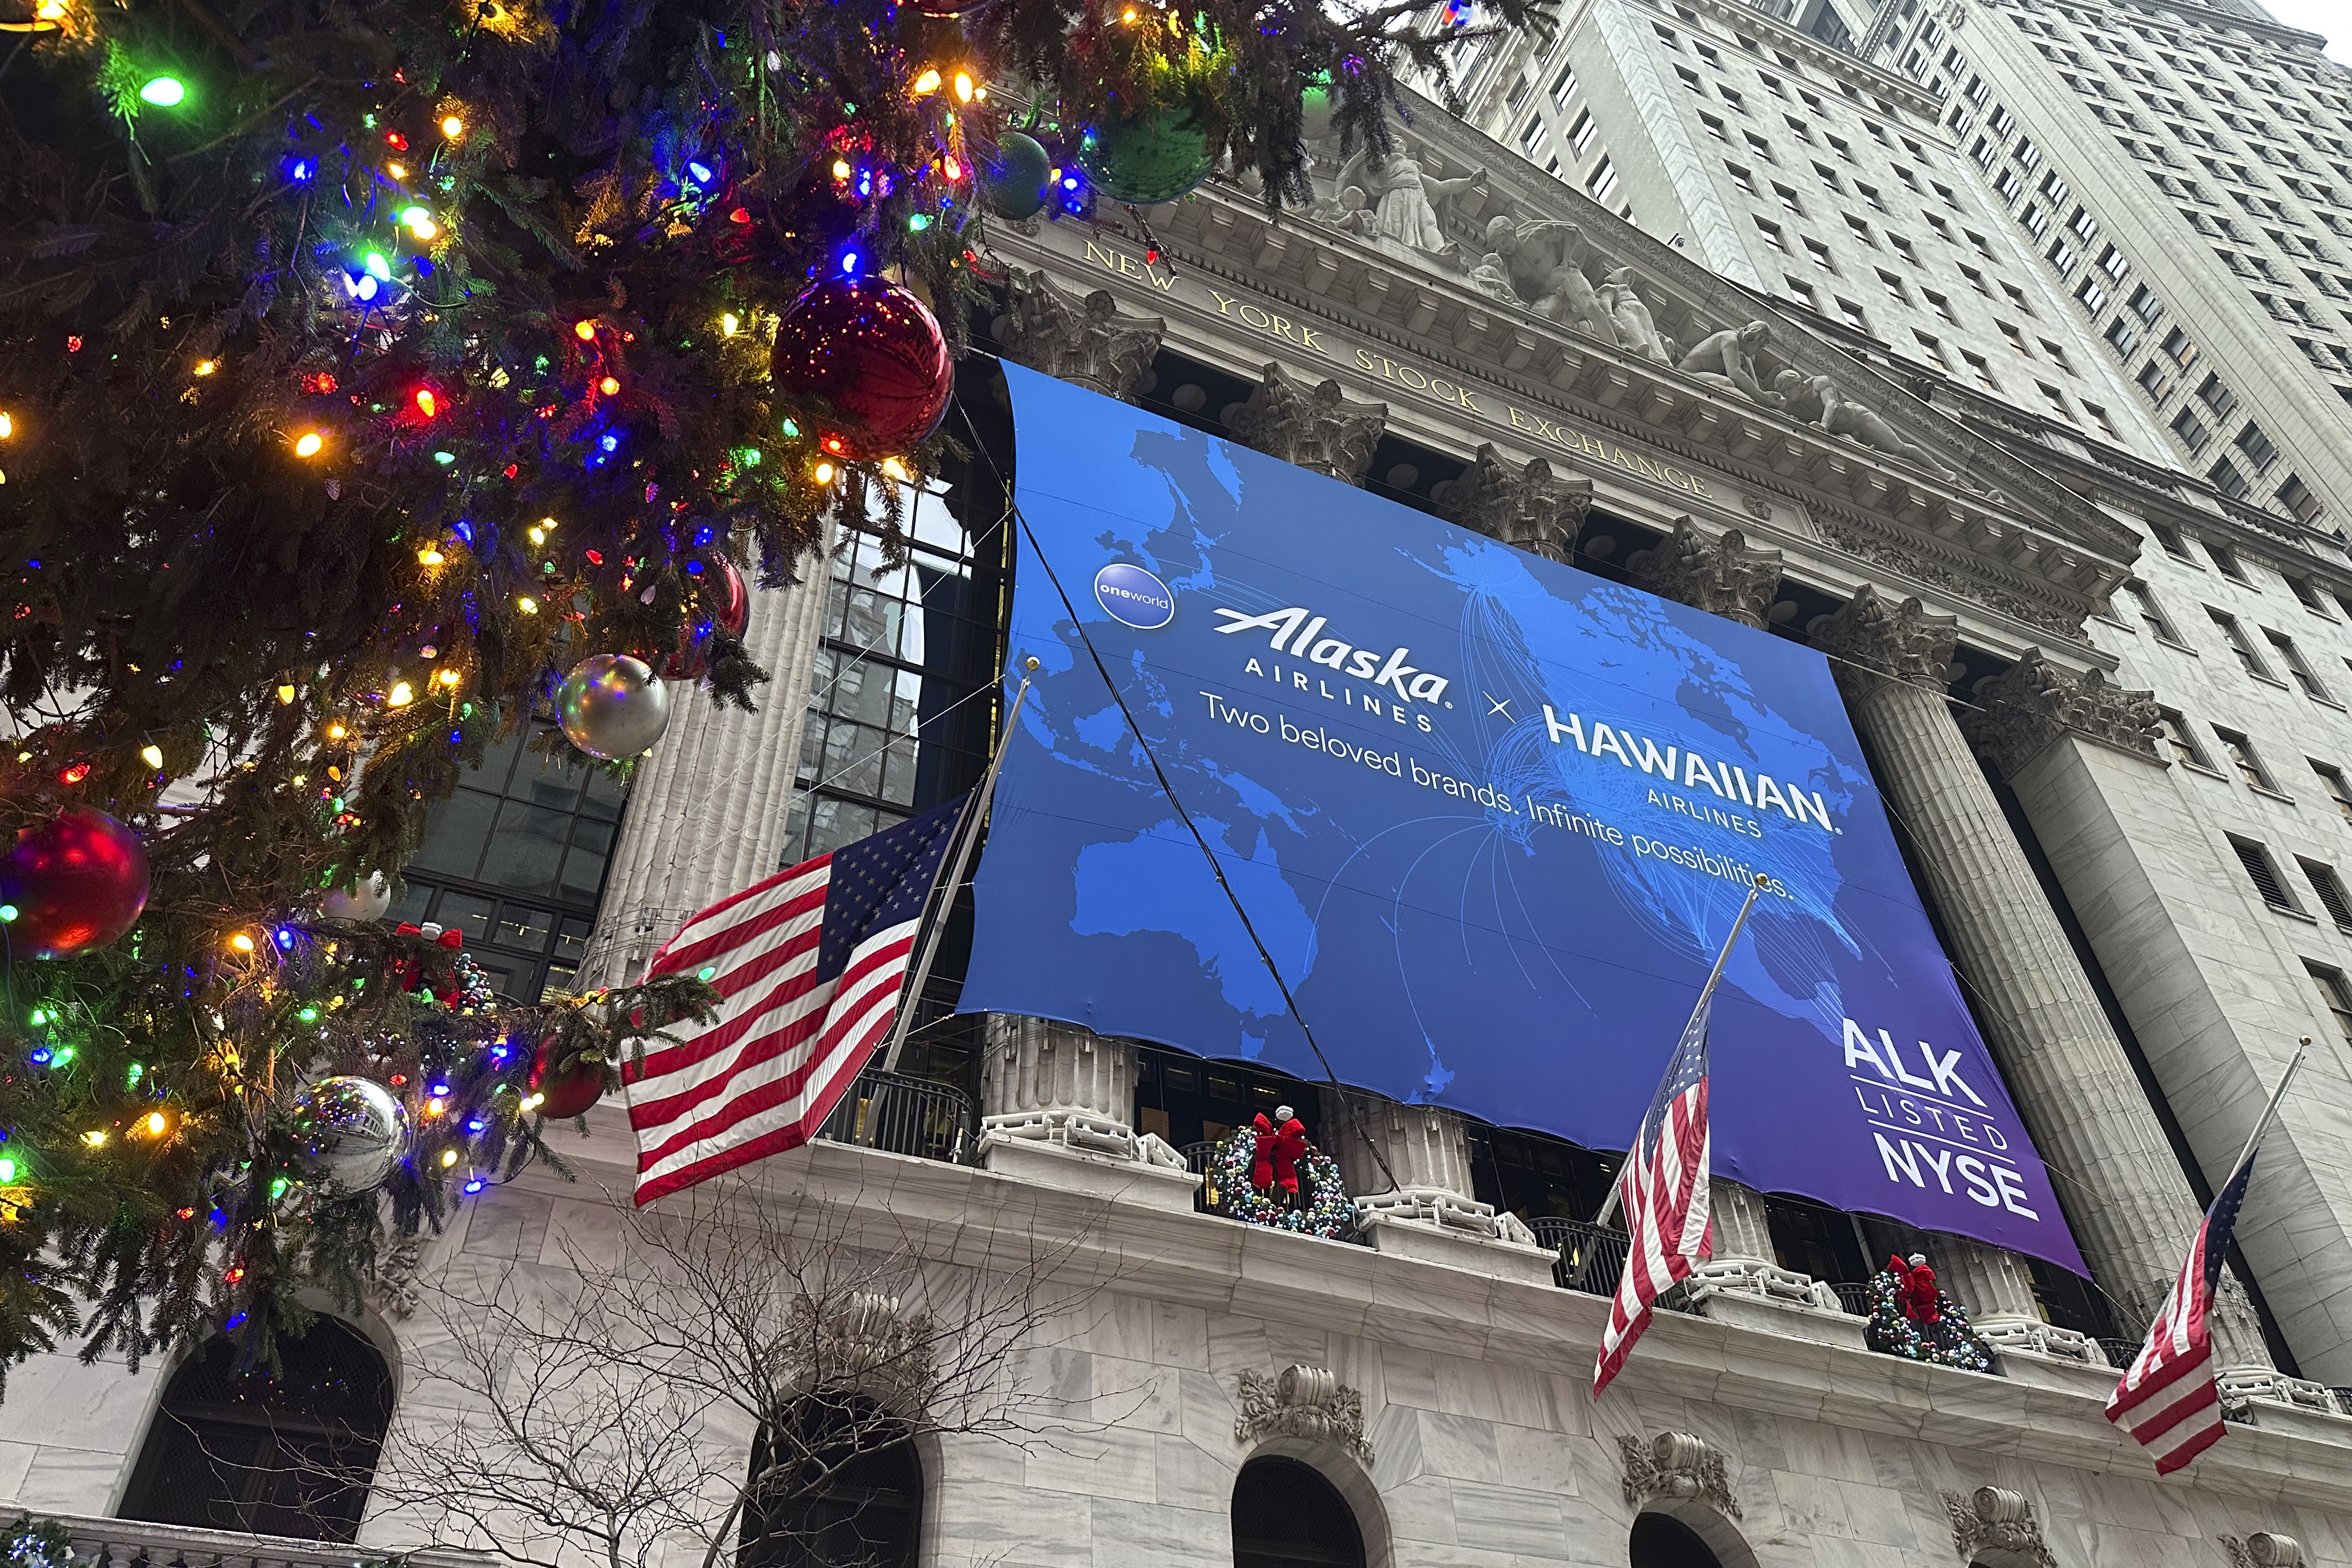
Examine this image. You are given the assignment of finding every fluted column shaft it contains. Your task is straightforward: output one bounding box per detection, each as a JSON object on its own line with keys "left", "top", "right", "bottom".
{"left": 1321, "top": 1086, "right": 1476, "bottom": 1199}
{"left": 578, "top": 568, "right": 830, "bottom": 989}
{"left": 980, "top": 1015, "right": 1136, "bottom": 1130}
{"left": 1816, "top": 590, "right": 2253, "bottom": 1353}
{"left": 1710, "top": 1180, "right": 1778, "bottom": 1263}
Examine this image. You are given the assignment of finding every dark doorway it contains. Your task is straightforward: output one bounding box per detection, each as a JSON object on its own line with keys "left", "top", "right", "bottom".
{"left": 1233, "top": 1454, "right": 1365, "bottom": 1568}
{"left": 1630, "top": 1512, "right": 1726, "bottom": 1568}
{"left": 119, "top": 1318, "right": 393, "bottom": 1542}
{"left": 740, "top": 1396, "right": 923, "bottom": 1568}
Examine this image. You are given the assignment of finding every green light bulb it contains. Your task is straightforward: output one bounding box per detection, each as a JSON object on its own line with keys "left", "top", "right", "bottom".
{"left": 0, "top": 1159, "right": 18, "bottom": 1184}
{"left": 139, "top": 76, "right": 187, "bottom": 107}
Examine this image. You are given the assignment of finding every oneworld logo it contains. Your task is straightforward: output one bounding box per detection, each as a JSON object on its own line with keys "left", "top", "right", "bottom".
{"left": 1093, "top": 563, "right": 1176, "bottom": 629}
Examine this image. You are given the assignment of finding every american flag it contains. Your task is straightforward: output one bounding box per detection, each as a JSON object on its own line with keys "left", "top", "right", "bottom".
{"left": 2104, "top": 1150, "right": 2258, "bottom": 1474}
{"left": 1593, "top": 989, "right": 1716, "bottom": 1397}
{"left": 623, "top": 798, "right": 965, "bottom": 1205}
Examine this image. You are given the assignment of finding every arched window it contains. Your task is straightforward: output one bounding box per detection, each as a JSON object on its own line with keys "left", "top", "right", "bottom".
{"left": 1630, "top": 1512, "right": 1726, "bottom": 1568}
{"left": 120, "top": 1318, "right": 393, "bottom": 1542}
{"left": 1233, "top": 1455, "right": 1365, "bottom": 1568}
{"left": 740, "top": 1395, "right": 922, "bottom": 1568}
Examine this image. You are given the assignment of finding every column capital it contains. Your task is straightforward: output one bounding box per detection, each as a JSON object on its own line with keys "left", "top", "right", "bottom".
{"left": 1225, "top": 362, "right": 1386, "bottom": 485}
{"left": 993, "top": 268, "right": 1166, "bottom": 403}
{"left": 1808, "top": 584, "right": 1959, "bottom": 695}
{"left": 1961, "top": 649, "right": 2165, "bottom": 781}
{"left": 1627, "top": 516, "right": 1784, "bottom": 628}
{"left": 1436, "top": 442, "right": 1592, "bottom": 563}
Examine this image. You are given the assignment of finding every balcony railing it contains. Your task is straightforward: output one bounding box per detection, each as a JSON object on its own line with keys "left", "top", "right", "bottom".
{"left": 1527, "top": 1217, "right": 1628, "bottom": 1296}
{"left": 30, "top": 1512, "right": 489, "bottom": 1568}
{"left": 813, "top": 1067, "right": 974, "bottom": 1165}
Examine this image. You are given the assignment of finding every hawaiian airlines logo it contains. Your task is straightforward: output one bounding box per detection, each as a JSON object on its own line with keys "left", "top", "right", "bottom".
{"left": 1093, "top": 563, "right": 1176, "bottom": 629}
{"left": 1211, "top": 605, "right": 1453, "bottom": 708}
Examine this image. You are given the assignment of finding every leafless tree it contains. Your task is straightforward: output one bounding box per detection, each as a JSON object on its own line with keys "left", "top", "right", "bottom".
{"left": 358, "top": 1176, "right": 1099, "bottom": 1568}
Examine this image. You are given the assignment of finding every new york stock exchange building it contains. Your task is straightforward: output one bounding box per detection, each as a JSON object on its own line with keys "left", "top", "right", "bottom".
{"left": 24, "top": 35, "right": 2352, "bottom": 1568}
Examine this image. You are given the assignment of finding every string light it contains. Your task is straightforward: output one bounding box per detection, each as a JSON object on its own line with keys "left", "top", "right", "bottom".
{"left": 293, "top": 431, "right": 325, "bottom": 458}
{"left": 0, "top": 413, "right": 14, "bottom": 439}
{"left": 0, "top": 1158, "right": 17, "bottom": 1184}
{"left": 441, "top": 114, "right": 466, "bottom": 138}
{"left": 813, "top": 460, "right": 836, "bottom": 484}
{"left": 831, "top": 158, "right": 853, "bottom": 181}
{"left": 720, "top": 312, "right": 740, "bottom": 336}
{"left": 138, "top": 76, "right": 186, "bottom": 106}
{"left": 438, "top": 668, "right": 462, "bottom": 686}
{"left": 229, "top": 932, "right": 255, "bottom": 953}
{"left": 598, "top": 376, "right": 620, "bottom": 395}
{"left": 387, "top": 681, "right": 415, "bottom": 707}
{"left": 326, "top": 722, "right": 347, "bottom": 740}
{"left": 574, "top": 319, "right": 598, "bottom": 341}
{"left": 954, "top": 72, "right": 975, "bottom": 102}
{"left": 516, "top": 596, "right": 539, "bottom": 613}
{"left": 140, "top": 745, "right": 164, "bottom": 769}
{"left": 913, "top": 69, "right": 942, "bottom": 95}
{"left": 143, "top": 1111, "right": 169, "bottom": 1136}
{"left": 413, "top": 388, "right": 438, "bottom": 417}
{"left": 440, "top": 1147, "right": 459, "bottom": 1167}
{"left": 193, "top": 359, "right": 217, "bottom": 376}
{"left": 32, "top": 0, "right": 63, "bottom": 18}
{"left": 418, "top": 544, "right": 444, "bottom": 565}
{"left": 81, "top": 1130, "right": 106, "bottom": 1147}
{"left": 880, "top": 457, "right": 913, "bottom": 481}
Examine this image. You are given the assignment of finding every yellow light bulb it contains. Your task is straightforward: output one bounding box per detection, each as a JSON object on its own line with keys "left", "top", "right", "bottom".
{"left": 440, "top": 1148, "right": 459, "bottom": 1167}
{"left": 880, "top": 456, "right": 912, "bottom": 482}
{"left": 387, "top": 682, "right": 414, "bottom": 708}
{"left": 575, "top": 319, "right": 598, "bottom": 341}
{"left": 516, "top": 595, "right": 539, "bottom": 614}
{"left": 387, "top": 161, "right": 408, "bottom": 179}
{"left": 721, "top": 312, "right": 740, "bottom": 336}
{"left": 813, "top": 460, "right": 836, "bottom": 484}
{"left": 832, "top": 158, "right": 853, "bottom": 180}
{"left": 229, "top": 932, "right": 255, "bottom": 953}
{"left": 34, "top": 0, "right": 65, "bottom": 18}
{"left": 140, "top": 745, "right": 164, "bottom": 769}
{"left": 527, "top": 526, "right": 545, "bottom": 546}
{"left": 418, "top": 545, "right": 444, "bottom": 566}
{"left": 409, "top": 216, "right": 438, "bottom": 241}
{"left": 277, "top": 684, "right": 296, "bottom": 705}
{"left": 328, "top": 722, "right": 346, "bottom": 740}
{"left": 294, "top": 431, "right": 325, "bottom": 458}
{"left": 599, "top": 375, "right": 620, "bottom": 395}
{"left": 438, "top": 668, "right": 462, "bottom": 686}
{"left": 954, "top": 72, "right": 975, "bottom": 102}
{"left": 82, "top": 1130, "right": 106, "bottom": 1148}
{"left": 540, "top": 516, "right": 558, "bottom": 531}
{"left": 0, "top": 413, "right": 14, "bottom": 439}
{"left": 194, "top": 359, "right": 218, "bottom": 376}
{"left": 913, "top": 69, "right": 942, "bottom": 95}
{"left": 144, "top": 1111, "right": 168, "bottom": 1136}
{"left": 441, "top": 114, "right": 465, "bottom": 139}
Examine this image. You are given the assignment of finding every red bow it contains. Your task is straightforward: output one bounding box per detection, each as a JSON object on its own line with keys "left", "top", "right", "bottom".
{"left": 1250, "top": 1112, "right": 1307, "bottom": 1195}
{"left": 1890, "top": 1254, "right": 1941, "bottom": 1325}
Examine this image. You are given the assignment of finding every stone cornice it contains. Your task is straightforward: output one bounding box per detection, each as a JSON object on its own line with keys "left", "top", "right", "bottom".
{"left": 513, "top": 1113, "right": 2352, "bottom": 1515}
{"left": 993, "top": 204, "right": 2120, "bottom": 650}
{"left": 1664, "top": 0, "right": 1944, "bottom": 118}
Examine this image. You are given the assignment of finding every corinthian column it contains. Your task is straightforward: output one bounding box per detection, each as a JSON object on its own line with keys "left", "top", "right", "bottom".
{"left": 1224, "top": 362, "right": 1386, "bottom": 484}
{"left": 1627, "top": 517, "right": 1784, "bottom": 629}
{"left": 1810, "top": 588, "right": 2260, "bottom": 1360}
{"left": 576, "top": 573, "right": 830, "bottom": 990}
{"left": 993, "top": 269, "right": 1166, "bottom": 403}
{"left": 1437, "top": 443, "right": 1592, "bottom": 562}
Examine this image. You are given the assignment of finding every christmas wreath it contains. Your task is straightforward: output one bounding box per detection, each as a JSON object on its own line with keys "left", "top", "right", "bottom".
{"left": 1864, "top": 1253, "right": 1994, "bottom": 1373}
{"left": 1206, "top": 1113, "right": 1353, "bottom": 1240}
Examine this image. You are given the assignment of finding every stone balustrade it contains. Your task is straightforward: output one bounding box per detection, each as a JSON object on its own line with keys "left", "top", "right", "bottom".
{"left": 28, "top": 1513, "right": 489, "bottom": 1568}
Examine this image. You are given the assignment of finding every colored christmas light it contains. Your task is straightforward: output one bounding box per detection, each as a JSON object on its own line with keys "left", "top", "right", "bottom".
{"left": 138, "top": 76, "right": 186, "bottom": 106}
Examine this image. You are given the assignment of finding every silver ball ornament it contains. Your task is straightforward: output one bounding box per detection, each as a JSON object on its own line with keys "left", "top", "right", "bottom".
{"left": 290, "top": 1075, "right": 412, "bottom": 1191}
{"left": 320, "top": 870, "right": 392, "bottom": 922}
{"left": 558, "top": 654, "right": 671, "bottom": 760}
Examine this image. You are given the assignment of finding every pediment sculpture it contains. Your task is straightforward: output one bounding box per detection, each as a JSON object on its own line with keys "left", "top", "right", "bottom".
{"left": 1467, "top": 215, "right": 1619, "bottom": 342}
{"left": 1773, "top": 369, "right": 1962, "bottom": 485}
{"left": 1676, "top": 322, "right": 1782, "bottom": 405}
{"left": 1337, "top": 139, "right": 1486, "bottom": 269}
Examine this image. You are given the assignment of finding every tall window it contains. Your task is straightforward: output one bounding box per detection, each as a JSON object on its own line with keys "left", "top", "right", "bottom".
{"left": 1233, "top": 1457, "right": 1365, "bottom": 1568}
{"left": 2306, "top": 961, "right": 2352, "bottom": 1052}
{"left": 396, "top": 721, "right": 624, "bottom": 1002}
{"left": 2155, "top": 708, "right": 2210, "bottom": 769}
{"left": 741, "top": 1397, "right": 921, "bottom": 1568}
{"left": 2121, "top": 582, "right": 2180, "bottom": 642}
{"left": 2310, "top": 761, "right": 2352, "bottom": 822}
{"left": 1631, "top": 1513, "right": 1728, "bottom": 1567}
{"left": 2206, "top": 608, "right": 2273, "bottom": 679}
{"left": 2228, "top": 835, "right": 2298, "bottom": 912}
{"left": 783, "top": 486, "right": 1000, "bottom": 866}
{"left": 2300, "top": 859, "right": 2352, "bottom": 929}
{"left": 2212, "top": 728, "right": 2277, "bottom": 791}
{"left": 121, "top": 1320, "right": 393, "bottom": 1542}
{"left": 2264, "top": 629, "right": 2331, "bottom": 700}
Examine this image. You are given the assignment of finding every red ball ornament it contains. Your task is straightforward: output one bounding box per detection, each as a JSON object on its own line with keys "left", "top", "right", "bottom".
{"left": 528, "top": 1037, "right": 606, "bottom": 1120}
{"left": 0, "top": 806, "right": 149, "bottom": 960}
{"left": 770, "top": 279, "right": 951, "bottom": 461}
{"left": 664, "top": 559, "right": 752, "bottom": 679}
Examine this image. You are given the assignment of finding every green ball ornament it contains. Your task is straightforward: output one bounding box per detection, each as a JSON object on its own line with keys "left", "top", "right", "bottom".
{"left": 1300, "top": 79, "right": 1336, "bottom": 142}
{"left": 1077, "top": 105, "right": 1215, "bottom": 206}
{"left": 982, "top": 132, "right": 1053, "bottom": 221}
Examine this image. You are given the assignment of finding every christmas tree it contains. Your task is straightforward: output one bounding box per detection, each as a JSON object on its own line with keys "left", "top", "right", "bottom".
{"left": 0, "top": 0, "right": 1544, "bottom": 1380}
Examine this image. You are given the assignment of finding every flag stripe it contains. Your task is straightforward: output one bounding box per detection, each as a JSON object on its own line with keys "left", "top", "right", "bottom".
{"left": 622, "top": 800, "right": 963, "bottom": 1204}
{"left": 1593, "top": 996, "right": 1714, "bottom": 1400}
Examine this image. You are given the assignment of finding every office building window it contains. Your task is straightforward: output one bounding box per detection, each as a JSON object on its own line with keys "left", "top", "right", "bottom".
{"left": 2213, "top": 726, "right": 2279, "bottom": 791}
{"left": 2204, "top": 539, "right": 2246, "bottom": 579}
{"left": 2307, "top": 962, "right": 2352, "bottom": 1050}
{"left": 2155, "top": 708, "right": 2210, "bottom": 769}
{"left": 2228, "top": 835, "right": 2298, "bottom": 912}
{"left": 2265, "top": 629, "right": 2331, "bottom": 700}
{"left": 2303, "top": 859, "right": 2352, "bottom": 929}
{"left": 2313, "top": 761, "right": 2352, "bottom": 823}
{"left": 2122, "top": 581, "right": 2181, "bottom": 642}
{"left": 2150, "top": 520, "right": 2190, "bottom": 558}
{"left": 2207, "top": 608, "right": 2271, "bottom": 679}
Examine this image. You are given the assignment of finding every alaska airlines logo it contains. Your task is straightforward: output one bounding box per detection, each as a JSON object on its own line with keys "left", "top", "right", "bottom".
{"left": 1212, "top": 606, "right": 1453, "bottom": 707}
{"left": 1093, "top": 563, "right": 1176, "bottom": 629}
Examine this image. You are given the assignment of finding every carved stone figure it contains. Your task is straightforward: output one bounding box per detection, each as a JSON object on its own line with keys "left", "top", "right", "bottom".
{"left": 1773, "top": 370, "right": 1959, "bottom": 482}
{"left": 1468, "top": 215, "right": 1617, "bottom": 342}
{"left": 1307, "top": 180, "right": 1378, "bottom": 239}
{"left": 1339, "top": 142, "right": 1484, "bottom": 257}
{"left": 1676, "top": 321, "right": 1781, "bottom": 404}
{"left": 1598, "top": 266, "right": 1672, "bottom": 363}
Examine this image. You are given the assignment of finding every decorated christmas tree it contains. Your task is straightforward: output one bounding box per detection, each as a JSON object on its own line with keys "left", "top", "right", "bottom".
{"left": 0, "top": 0, "right": 1543, "bottom": 1380}
{"left": 1864, "top": 1253, "right": 1994, "bottom": 1373}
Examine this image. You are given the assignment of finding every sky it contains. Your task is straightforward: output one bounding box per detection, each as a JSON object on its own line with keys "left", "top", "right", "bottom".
{"left": 2253, "top": 0, "right": 2350, "bottom": 63}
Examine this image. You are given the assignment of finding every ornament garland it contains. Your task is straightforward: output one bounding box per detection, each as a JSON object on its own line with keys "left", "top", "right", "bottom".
{"left": 1205, "top": 1116, "right": 1353, "bottom": 1240}
{"left": 1863, "top": 1253, "right": 1994, "bottom": 1373}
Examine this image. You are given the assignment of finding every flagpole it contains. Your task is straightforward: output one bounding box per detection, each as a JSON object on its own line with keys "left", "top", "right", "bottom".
{"left": 1589, "top": 872, "right": 1770, "bottom": 1236}
{"left": 2216, "top": 1036, "right": 2307, "bottom": 1196}
{"left": 876, "top": 656, "right": 1040, "bottom": 1076}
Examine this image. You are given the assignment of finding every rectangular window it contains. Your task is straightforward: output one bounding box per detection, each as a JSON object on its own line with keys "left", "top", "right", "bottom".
{"left": 1813, "top": 161, "right": 1846, "bottom": 192}
{"left": 2304, "top": 961, "right": 2352, "bottom": 1050}
{"left": 2123, "top": 581, "right": 2180, "bottom": 642}
{"left": 1774, "top": 182, "right": 1804, "bottom": 213}
{"left": 1744, "top": 131, "right": 1776, "bottom": 163}
{"left": 1913, "top": 330, "right": 1951, "bottom": 368}
{"left": 1836, "top": 296, "right": 1870, "bottom": 332}
{"left": 2084, "top": 402, "right": 2120, "bottom": 441}
{"left": 1877, "top": 269, "right": 1910, "bottom": 304}
{"left": 2214, "top": 726, "right": 2278, "bottom": 790}
{"left": 2204, "top": 538, "right": 2245, "bottom": 579}
{"left": 2302, "top": 859, "right": 2352, "bottom": 929}
{"left": 1803, "top": 236, "right": 1837, "bottom": 272}
{"left": 1552, "top": 65, "right": 1579, "bottom": 106}
{"left": 1844, "top": 215, "right": 1879, "bottom": 248}
{"left": 2155, "top": 706, "right": 2210, "bottom": 768}
{"left": 1960, "top": 349, "right": 1999, "bottom": 391}
{"left": 2171, "top": 407, "right": 2211, "bottom": 453}
{"left": 1756, "top": 218, "right": 1789, "bottom": 253}
{"left": 1589, "top": 156, "right": 1620, "bottom": 203}
{"left": 2208, "top": 609, "right": 2274, "bottom": 680}
{"left": 2312, "top": 760, "right": 2352, "bottom": 822}
{"left": 1700, "top": 112, "right": 1730, "bottom": 144}
{"left": 1961, "top": 264, "right": 1993, "bottom": 296}
{"left": 2228, "top": 835, "right": 2297, "bottom": 911}
{"left": 2041, "top": 339, "right": 2077, "bottom": 375}
{"left": 1570, "top": 109, "right": 1597, "bottom": 153}
{"left": 2288, "top": 575, "right": 2330, "bottom": 615}
{"left": 1784, "top": 275, "right": 1819, "bottom": 309}
{"left": 2266, "top": 629, "right": 2331, "bottom": 700}
{"left": 1523, "top": 118, "right": 1550, "bottom": 158}
{"left": 2150, "top": 521, "right": 2188, "bottom": 558}
{"left": 1924, "top": 289, "right": 1959, "bottom": 324}
{"left": 2038, "top": 381, "right": 2074, "bottom": 421}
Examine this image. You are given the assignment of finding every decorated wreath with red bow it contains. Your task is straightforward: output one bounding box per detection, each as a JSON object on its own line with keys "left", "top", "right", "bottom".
{"left": 1205, "top": 1107, "right": 1354, "bottom": 1239}
{"left": 384, "top": 921, "right": 499, "bottom": 1014}
{"left": 1864, "top": 1252, "right": 1993, "bottom": 1372}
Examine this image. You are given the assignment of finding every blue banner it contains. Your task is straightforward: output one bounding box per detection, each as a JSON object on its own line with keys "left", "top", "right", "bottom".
{"left": 962, "top": 364, "right": 2084, "bottom": 1272}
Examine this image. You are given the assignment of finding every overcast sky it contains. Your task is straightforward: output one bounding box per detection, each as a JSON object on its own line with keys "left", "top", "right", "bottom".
{"left": 2252, "top": 0, "right": 2349, "bottom": 62}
